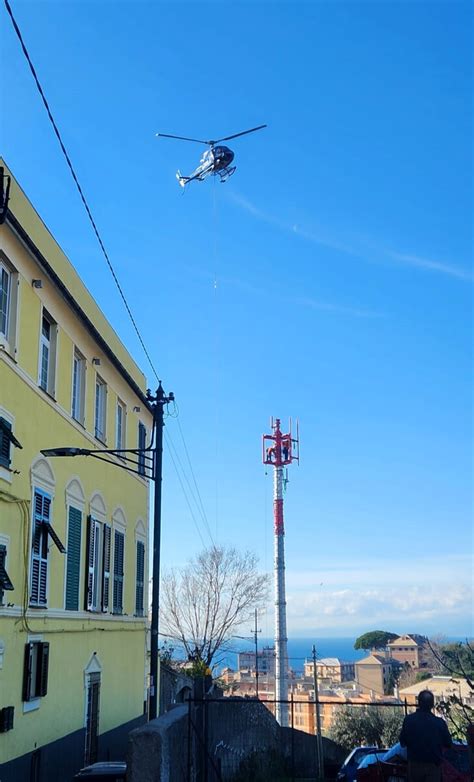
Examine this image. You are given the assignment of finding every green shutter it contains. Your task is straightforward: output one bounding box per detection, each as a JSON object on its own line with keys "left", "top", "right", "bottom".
{"left": 65, "top": 507, "right": 82, "bottom": 611}
{"left": 0, "top": 418, "right": 11, "bottom": 468}
{"left": 135, "top": 541, "right": 145, "bottom": 616}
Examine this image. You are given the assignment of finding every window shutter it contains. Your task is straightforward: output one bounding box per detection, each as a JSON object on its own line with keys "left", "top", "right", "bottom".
{"left": 65, "top": 507, "right": 82, "bottom": 611}
{"left": 135, "top": 541, "right": 145, "bottom": 616}
{"left": 0, "top": 418, "right": 11, "bottom": 468}
{"left": 113, "top": 531, "right": 124, "bottom": 614}
{"left": 31, "top": 490, "right": 49, "bottom": 606}
{"left": 22, "top": 643, "right": 33, "bottom": 702}
{"left": 138, "top": 423, "right": 146, "bottom": 475}
{"left": 38, "top": 642, "right": 50, "bottom": 697}
{"left": 101, "top": 524, "right": 111, "bottom": 612}
{"left": 85, "top": 516, "right": 96, "bottom": 611}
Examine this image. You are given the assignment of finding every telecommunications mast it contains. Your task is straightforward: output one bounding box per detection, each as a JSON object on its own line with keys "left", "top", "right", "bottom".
{"left": 263, "top": 418, "right": 299, "bottom": 726}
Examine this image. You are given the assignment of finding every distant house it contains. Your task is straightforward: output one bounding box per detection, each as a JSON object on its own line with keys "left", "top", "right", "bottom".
{"left": 303, "top": 657, "right": 355, "bottom": 684}
{"left": 355, "top": 654, "right": 393, "bottom": 696}
{"left": 387, "top": 634, "right": 428, "bottom": 668}
{"left": 399, "top": 675, "right": 474, "bottom": 709}
{"left": 238, "top": 645, "right": 276, "bottom": 677}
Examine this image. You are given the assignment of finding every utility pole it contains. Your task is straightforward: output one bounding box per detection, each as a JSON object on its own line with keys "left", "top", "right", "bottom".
{"left": 312, "top": 644, "right": 324, "bottom": 779}
{"left": 147, "top": 383, "right": 174, "bottom": 721}
{"left": 263, "top": 418, "right": 299, "bottom": 726}
{"left": 252, "top": 608, "right": 262, "bottom": 698}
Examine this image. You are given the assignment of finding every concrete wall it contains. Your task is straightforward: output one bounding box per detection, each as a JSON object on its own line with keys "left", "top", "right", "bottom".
{"left": 128, "top": 696, "right": 347, "bottom": 781}
{"left": 127, "top": 706, "right": 189, "bottom": 782}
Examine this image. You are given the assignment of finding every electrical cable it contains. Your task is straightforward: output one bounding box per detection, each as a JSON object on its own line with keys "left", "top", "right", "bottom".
{"left": 165, "top": 428, "right": 215, "bottom": 547}
{"left": 174, "top": 416, "right": 215, "bottom": 544}
{"left": 3, "top": 0, "right": 161, "bottom": 385}
{"left": 5, "top": 0, "right": 227, "bottom": 568}
{"left": 164, "top": 429, "right": 208, "bottom": 549}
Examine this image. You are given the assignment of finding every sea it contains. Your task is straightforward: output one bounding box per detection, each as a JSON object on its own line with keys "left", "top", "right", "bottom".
{"left": 214, "top": 637, "right": 367, "bottom": 673}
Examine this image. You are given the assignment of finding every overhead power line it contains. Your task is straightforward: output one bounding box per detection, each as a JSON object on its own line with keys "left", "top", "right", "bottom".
{"left": 5, "top": 0, "right": 218, "bottom": 552}
{"left": 4, "top": 0, "right": 160, "bottom": 384}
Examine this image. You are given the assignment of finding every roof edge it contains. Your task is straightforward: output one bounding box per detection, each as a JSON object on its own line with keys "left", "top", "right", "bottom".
{"left": 7, "top": 209, "right": 153, "bottom": 412}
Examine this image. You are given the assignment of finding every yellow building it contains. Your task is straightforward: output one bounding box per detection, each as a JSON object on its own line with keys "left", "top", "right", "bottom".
{"left": 0, "top": 161, "right": 153, "bottom": 781}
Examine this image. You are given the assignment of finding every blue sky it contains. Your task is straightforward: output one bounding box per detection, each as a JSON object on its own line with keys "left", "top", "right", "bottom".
{"left": 1, "top": 1, "right": 472, "bottom": 638}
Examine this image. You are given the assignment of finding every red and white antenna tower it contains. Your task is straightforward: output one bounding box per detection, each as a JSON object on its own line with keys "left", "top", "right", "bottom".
{"left": 262, "top": 417, "right": 299, "bottom": 726}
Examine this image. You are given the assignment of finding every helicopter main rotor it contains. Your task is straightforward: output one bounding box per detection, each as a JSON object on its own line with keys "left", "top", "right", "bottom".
{"left": 156, "top": 124, "right": 267, "bottom": 148}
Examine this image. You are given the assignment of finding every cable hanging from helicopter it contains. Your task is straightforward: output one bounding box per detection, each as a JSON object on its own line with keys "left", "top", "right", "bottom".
{"left": 155, "top": 124, "right": 267, "bottom": 188}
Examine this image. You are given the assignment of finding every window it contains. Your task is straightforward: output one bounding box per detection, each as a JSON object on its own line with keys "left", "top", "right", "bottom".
{"left": 0, "top": 417, "right": 12, "bottom": 469}
{"left": 22, "top": 641, "right": 49, "bottom": 701}
{"left": 39, "top": 311, "right": 57, "bottom": 396}
{"left": 0, "top": 262, "right": 10, "bottom": 338}
{"left": 138, "top": 422, "right": 147, "bottom": 476}
{"left": 85, "top": 517, "right": 111, "bottom": 613}
{"left": 116, "top": 400, "right": 126, "bottom": 451}
{"left": 135, "top": 540, "right": 145, "bottom": 616}
{"left": 72, "top": 349, "right": 86, "bottom": 424}
{"left": 30, "top": 489, "right": 65, "bottom": 607}
{"left": 94, "top": 376, "right": 107, "bottom": 442}
{"left": 0, "top": 544, "right": 14, "bottom": 605}
{"left": 112, "top": 530, "right": 124, "bottom": 614}
{"left": 65, "top": 507, "right": 82, "bottom": 611}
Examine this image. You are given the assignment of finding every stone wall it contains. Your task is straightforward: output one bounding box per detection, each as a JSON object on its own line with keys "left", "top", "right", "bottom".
{"left": 127, "top": 696, "right": 346, "bottom": 781}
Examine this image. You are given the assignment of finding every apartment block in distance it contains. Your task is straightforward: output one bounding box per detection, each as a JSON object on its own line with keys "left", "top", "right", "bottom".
{"left": 303, "top": 657, "right": 355, "bottom": 684}
{"left": 0, "top": 161, "right": 153, "bottom": 782}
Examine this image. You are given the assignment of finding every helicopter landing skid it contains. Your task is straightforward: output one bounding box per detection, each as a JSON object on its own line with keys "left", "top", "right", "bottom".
{"left": 216, "top": 166, "right": 236, "bottom": 183}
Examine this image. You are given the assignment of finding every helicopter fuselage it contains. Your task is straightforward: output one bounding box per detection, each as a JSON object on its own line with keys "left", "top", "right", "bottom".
{"left": 209, "top": 145, "right": 235, "bottom": 171}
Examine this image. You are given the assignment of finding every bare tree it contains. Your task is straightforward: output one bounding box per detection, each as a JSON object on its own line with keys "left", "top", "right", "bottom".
{"left": 160, "top": 545, "right": 270, "bottom": 667}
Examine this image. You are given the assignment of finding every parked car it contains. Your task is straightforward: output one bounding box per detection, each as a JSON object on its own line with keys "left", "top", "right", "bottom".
{"left": 73, "top": 762, "right": 126, "bottom": 782}
{"left": 336, "top": 747, "right": 382, "bottom": 782}
{"left": 355, "top": 743, "right": 471, "bottom": 782}
{"left": 356, "top": 750, "right": 390, "bottom": 772}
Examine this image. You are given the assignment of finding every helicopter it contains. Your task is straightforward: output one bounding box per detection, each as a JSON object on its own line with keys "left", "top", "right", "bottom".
{"left": 155, "top": 124, "right": 267, "bottom": 188}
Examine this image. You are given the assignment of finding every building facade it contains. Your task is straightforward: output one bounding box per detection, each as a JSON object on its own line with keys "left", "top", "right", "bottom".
{"left": 0, "top": 161, "right": 153, "bottom": 782}
{"left": 387, "top": 634, "right": 427, "bottom": 668}
{"left": 303, "top": 658, "right": 355, "bottom": 685}
{"left": 355, "top": 654, "right": 393, "bottom": 696}
{"left": 237, "top": 646, "right": 277, "bottom": 677}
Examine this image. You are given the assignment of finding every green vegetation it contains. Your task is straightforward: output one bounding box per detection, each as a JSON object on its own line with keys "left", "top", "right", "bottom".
{"left": 354, "top": 631, "right": 398, "bottom": 651}
{"left": 329, "top": 706, "right": 404, "bottom": 751}
{"left": 428, "top": 640, "right": 473, "bottom": 742}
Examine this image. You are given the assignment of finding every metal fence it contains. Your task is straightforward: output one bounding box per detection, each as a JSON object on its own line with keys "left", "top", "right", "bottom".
{"left": 185, "top": 695, "right": 412, "bottom": 782}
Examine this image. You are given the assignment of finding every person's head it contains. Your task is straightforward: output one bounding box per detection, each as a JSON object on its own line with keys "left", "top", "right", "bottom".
{"left": 418, "top": 689, "right": 435, "bottom": 711}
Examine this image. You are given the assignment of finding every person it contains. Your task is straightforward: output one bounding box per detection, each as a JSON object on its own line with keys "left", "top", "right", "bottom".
{"left": 399, "top": 689, "right": 452, "bottom": 782}
{"left": 266, "top": 446, "right": 275, "bottom": 463}
{"left": 282, "top": 439, "right": 291, "bottom": 461}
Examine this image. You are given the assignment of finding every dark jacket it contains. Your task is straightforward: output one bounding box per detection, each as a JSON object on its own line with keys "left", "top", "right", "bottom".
{"left": 399, "top": 709, "right": 452, "bottom": 764}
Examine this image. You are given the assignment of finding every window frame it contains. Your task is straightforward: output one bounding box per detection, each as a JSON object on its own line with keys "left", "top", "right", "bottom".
{"left": 72, "top": 347, "right": 86, "bottom": 425}
{"left": 112, "top": 528, "right": 125, "bottom": 615}
{"left": 22, "top": 640, "right": 49, "bottom": 702}
{"left": 30, "top": 489, "right": 51, "bottom": 607}
{"left": 0, "top": 260, "right": 11, "bottom": 340}
{"left": 0, "top": 254, "right": 19, "bottom": 356}
{"left": 38, "top": 309, "right": 58, "bottom": 397}
{"left": 116, "top": 399, "right": 126, "bottom": 452}
{"left": 94, "top": 375, "right": 107, "bottom": 443}
{"left": 85, "top": 517, "right": 111, "bottom": 613}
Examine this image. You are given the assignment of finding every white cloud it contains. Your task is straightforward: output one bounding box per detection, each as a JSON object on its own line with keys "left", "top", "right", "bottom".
{"left": 228, "top": 191, "right": 472, "bottom": 283}
{"left": 278, "top": 554, "right": 473, "bottom": 635}
{"left": 388, "top": 251, "right": 473, "bottom": 282}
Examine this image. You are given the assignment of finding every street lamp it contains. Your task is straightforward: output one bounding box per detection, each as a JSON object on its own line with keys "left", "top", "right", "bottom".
{"left": 41, "top": 382, "right": 174, "bottom": 720}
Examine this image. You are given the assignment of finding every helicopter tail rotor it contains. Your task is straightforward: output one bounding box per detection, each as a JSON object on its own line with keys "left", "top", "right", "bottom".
{"left": 176, "top": 171, "right": 188, "bottom": 188}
